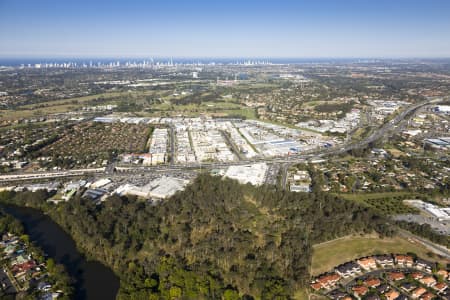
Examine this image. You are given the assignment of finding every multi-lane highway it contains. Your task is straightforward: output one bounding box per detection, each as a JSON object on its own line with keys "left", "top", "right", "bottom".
{"left": 0, "top": 98, "right": 444, "bottom": 183}
{"left": 397, "top": 229, "right": 450, "bottom": 259}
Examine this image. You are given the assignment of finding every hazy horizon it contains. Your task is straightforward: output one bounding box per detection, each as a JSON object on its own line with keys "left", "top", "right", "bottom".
{"left": 3, "top": 57, "right": 450, "bottom": 68}
{"left": 2, "top": 56, "right": 450, "bottom": 60}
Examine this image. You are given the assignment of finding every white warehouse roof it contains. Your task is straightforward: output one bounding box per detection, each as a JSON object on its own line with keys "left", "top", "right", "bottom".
{"left": 224, "top": 163, "right": 268, "bottom": 186}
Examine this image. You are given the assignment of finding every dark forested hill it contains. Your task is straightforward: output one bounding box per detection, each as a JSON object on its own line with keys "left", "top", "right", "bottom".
{"left": 0, "top": 175, "right": 394, "bottom": 299}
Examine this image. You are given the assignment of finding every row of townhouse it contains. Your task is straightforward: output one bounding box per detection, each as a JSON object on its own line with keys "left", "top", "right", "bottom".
{"left": 311, "top": 253, "right": 442, "bottom": 294}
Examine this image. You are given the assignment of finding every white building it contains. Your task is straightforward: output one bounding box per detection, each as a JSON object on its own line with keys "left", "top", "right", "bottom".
{"left": 224, "top": 163, "right": 268, "bottom": 186}
{"left": 434, "top": 105, "right": 450, "bottom": 114}
{"left": 91, "top": 178, "right": 112, "bottom": 188}
{"left": 404, "top": 200, "right": 450, "bottom": 221}
{"left": 115, "top": 176, "right": 189, "bottom": 200}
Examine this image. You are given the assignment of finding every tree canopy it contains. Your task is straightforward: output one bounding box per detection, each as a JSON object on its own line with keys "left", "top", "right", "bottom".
{"left": 0, "top": 175, "right": 395, "bottom": 299}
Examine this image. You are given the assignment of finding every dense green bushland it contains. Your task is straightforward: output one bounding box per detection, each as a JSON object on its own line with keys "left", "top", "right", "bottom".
{"left": 0, "top": 175, "right": 399, "bottom": 299}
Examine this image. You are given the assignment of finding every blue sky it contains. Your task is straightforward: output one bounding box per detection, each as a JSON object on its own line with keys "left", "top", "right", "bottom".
{"left": 0, "top": 0, "right": 450, "bottom": 58}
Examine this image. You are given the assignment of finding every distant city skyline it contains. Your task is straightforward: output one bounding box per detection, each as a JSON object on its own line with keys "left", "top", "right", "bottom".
{"left": 1, "top": 0, "right": 450, "bottom": 58}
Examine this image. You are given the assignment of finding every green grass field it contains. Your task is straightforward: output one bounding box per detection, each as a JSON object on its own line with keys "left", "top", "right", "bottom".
{"left": 0, "top": 105, "right": 79, "bottom": 119}
{"left": 219, "top": 108, "right": 257, "bottom": 119}
{"left": 294, "top": 288, "right": 328, "bottom": 300}
{"left": 19, "top": 91, "right": 129, "bottom": 109}
{"left": 0, "top": 91, "right": 156, "bottom": 120}
{"left": 294, "top": 289, "right": 309, "bottom": 300}
{"left": 311, "top": 235, "right": 449, "bottom": 276}
{"left": 152, "top": 101, "right": 242, "bottom": 112}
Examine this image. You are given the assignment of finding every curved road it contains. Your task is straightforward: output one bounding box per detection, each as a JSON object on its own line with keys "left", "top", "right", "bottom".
{"left": 0, "top": 97, "right": 445, "bottom": 182}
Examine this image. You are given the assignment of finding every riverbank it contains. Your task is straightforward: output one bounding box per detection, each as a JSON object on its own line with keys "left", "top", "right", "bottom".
{"left": 1, "top": 204, "right": 119, "bottom": 300}
{"left": 0, "top": 208, "right": 72, "bottom": 298}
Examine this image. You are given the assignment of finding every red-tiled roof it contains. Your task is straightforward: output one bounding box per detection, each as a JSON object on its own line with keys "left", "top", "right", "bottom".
{"left": 352, "top": 285, "right": 368, "bottom": 296}
{"left": 388, "top": 271, "right": 405, "bottom": 281}
{"left": 365, "top": 278, "right": 381, "bottom": 287}
{"left": 421, "top": 292, "right": 435, "bottom": 300}
{"left": 420, "top": 276, "right": 437, "bottom": 286}
{"left": 433, "top": 282, "right": 447, "bottom": 291}
{"left": 411, "top": 272, "right": 424, "bottom": 279}
{"left": 317, "top": 273, "right": 340, "bottom": 285}
{"left": 412, "top": 287, "right": 427, "bottom": 298}
{"left": 395, "top": 254, "right": 414, "bottom": 263}
{"left": 437, "top": 270, "right": 448, "bottom": 278}
{"left": 385, "top": 289, "right": 400, "bottom": 300}
{"left": 358, "top": 257, "right": 376, "bottom": 267}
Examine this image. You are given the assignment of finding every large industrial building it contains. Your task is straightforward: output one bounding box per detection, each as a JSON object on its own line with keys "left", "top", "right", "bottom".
{"left": 114, "top": 176, "right": 189, "bottom": 200}
{"left": 224, "top": 163, "right": 268, "bottom": 186}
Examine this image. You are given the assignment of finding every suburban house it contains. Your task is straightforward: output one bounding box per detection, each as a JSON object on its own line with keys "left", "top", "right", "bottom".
{"left": 421, "top": 292, "right": 435, "bottom": 300}
{"left": 437, "top": 269, "right": 449, "bottom": 280}
{"left": 395, "top": 254, "right": 414, "bottom": 267}
{"left": 374, "top": 255, "right": 394, "bottom": 267}
{"left": 310, "top": 282, "right": 322, "bottom": 291}
{"left": 419, "top": 276, "right": 437, "bottom": 287}
{"left": 401, "top": 282, "right": 416, "bottom": 293}
{"left": 364, "top": 277, "right": 381, "bottom": 288}
{"left": 328, "top": 290, "right": 352, "bottom": 300}
{"left": 335, "top": 262, "right": 361, "bottom": 278}
{"left": 433, "top": 282, "right": 448, "bottom": 293}
{"left": 357, "top": 257, "right": 377, "bottom": 271}
{"left": 412, "top": 287, "right": 427, "bottom": 299}
{"left": 387, "top": 271, "right": 405, "bottom": 281}
{"left": 310, "top": 273, "right": 341, "bottom": 290}
{"left": 309, "top": 254, "right": 448, "bottom": 299}
{"left": 411, "top": 272, "right": 424, "bottom": 280}
{"left": 415, "top": 258, "right": 434, "bottom": 272}
{"left": 352, "top": 285, "right": 368, "bottom": 299}
{"left": 385, "top": 289, "right": 400, "bottom": 300}
{"left": 377, "top": 284, "right": 390, "bottom": 294}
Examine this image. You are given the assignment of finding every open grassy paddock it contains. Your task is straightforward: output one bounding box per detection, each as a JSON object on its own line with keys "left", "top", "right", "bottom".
{"left": 0, "top": 91, "right": 153, "bottom": 120}
{"left": 311, "top": 235, "right": 449, "bottom": 276}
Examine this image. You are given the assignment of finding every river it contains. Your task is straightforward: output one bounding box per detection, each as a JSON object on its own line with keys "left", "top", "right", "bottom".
{"left": 1, "top": 205, "right": 120, "bottom": 300}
